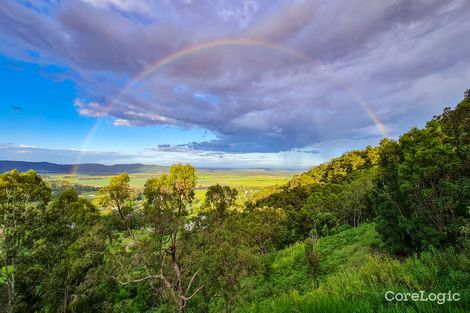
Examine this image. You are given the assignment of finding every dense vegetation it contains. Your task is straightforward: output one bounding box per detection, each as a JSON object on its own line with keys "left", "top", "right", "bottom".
{"left": 1, "top": 97, "right": 469, "bottom": 312}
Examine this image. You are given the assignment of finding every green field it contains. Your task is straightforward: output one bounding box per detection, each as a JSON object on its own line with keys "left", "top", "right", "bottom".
{"left": 43, "top": 169, "right": 297, "bottom": 202}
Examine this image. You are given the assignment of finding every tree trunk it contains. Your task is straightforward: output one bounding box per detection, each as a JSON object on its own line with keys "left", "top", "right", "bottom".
{"left": 224, "top": 295, "right": 232, "bottom": 313}
{"left": 6, "top": 262, "right": 15, "bottom": 313}
{"left": 115, "top": 201, "right": 133, "bottom": 237}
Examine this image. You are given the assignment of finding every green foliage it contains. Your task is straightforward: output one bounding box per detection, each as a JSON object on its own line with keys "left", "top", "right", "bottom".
{"left": 98, "top": 172, "right": 139, "bottom": 235}
{"left": 237, "top": 226, "right": 470, "bottom": 313}
{"left": 0, "top": 170, "right": 51, "bottom": 313}
{"left": 204, "top": 184, "right": 238, "bottom": 219}
{"left": 47, "top": 180, "right": 100, "bottom": 197}
{"left": 186, "top": 212, "right": 260, "bottom": 313}
{"left": 249, "top": 147, "right": 380, "bottom": 242}
{"left": 117, "top": 164, "right": 202, "bottom": 313}
{"left": 242, "top": 207, "right": 288, "bottom": 254}
{"left": 304, "top": 237, "right": 319, "bottom": 276}
{"left": 236, "top": 224, "right": 380, "bottom": 311}
{"left": 0, "top": 97, "right": 469, "bottom": 313}
{"left": 375, "top": 99, "right": 470, "bottom": 254}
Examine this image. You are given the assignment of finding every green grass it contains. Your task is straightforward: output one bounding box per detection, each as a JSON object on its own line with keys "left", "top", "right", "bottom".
{"left": 45, "top": 170, "right": 294, "bottom": 188}
{"left": 234, "top": 224, "right": 470, "bottom": 313}
{"left": 315, "top": 224, "right": 381, "bottom": 276}
{"left": 43, "top": 170, "right": 295, "bottom": 202}
{"left": 236, "top": 224, "right": 380, "bottom": 310}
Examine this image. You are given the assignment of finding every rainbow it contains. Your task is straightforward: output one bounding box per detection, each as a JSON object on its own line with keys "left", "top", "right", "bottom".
{"left": 72, "top": 37, "right": 387, "bottom": 175}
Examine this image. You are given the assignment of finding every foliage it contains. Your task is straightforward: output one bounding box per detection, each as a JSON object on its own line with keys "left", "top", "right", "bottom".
{"left": 0, "top": 170, "right": 50, "bottom": 313}
{"left": 204, "top": 184, "right": 238, "bottom": 219}
{"left": 375, "top": 98, "right": 470, "bottom": 254}
{"left": 248, "top": 147, "right": 380, "bottom": 242}
{"left": 118, "top": 163, "right": 201, "bottom": 313}
{"left": 237, "top": 225, "right": 470, "bottom": 313}
{"left": 304, "top": 237, "right": 319, "bottom": 276}
{"left": 98, "top": 173, "right": 138, "bottom": 236}
{"left": 0, "top": 97, "right": 469, "bottom": 313}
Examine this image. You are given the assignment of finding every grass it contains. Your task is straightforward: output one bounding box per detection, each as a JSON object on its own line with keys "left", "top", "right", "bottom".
{"left": 43, "top": 169, "right": 296, "bottom": 202}
{"left": 236, "top": 224, "right": 381, "bottom": 310}
{"left": 45, "top": 169, "right": 294, "bottom": 187}
{"left": 233, "top": 224, "right": 470, "bottom": 313}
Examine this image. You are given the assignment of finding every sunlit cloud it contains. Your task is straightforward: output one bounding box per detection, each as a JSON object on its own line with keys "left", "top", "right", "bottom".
{"left": 1, "top": 0, "right": 469, "bottom": 156}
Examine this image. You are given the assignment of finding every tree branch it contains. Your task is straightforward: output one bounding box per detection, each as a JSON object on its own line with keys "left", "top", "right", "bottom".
{"left": 181, "top": 284, "right": 205, "bottom": 302}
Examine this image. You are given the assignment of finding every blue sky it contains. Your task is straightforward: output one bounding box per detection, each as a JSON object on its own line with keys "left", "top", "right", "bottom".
{"left": 0, "top": 0, "right": 469, "bottom": 168}
{"left": 0, "top": 55, "right": 214, "bottom": 154}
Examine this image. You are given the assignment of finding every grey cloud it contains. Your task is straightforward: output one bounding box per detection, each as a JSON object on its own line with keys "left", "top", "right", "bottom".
{"left": 1, "top": 0, "right": 469, "bottom": 153}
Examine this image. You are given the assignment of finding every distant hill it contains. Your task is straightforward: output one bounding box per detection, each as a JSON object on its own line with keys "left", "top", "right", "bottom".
{"left": 0, "top": 161, "right": 298, "bottom": 175}
{"left": 0, "top": 161, "right": 169, "bottom": 175}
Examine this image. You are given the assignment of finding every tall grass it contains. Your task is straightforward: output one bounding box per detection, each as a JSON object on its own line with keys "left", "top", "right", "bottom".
{"left": 235, "top": 225, "right": 470, "bottom": 313}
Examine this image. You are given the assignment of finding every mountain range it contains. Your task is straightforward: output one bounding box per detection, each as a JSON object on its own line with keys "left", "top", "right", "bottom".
{"left": 0, "top": 160, "right": 169, "bottom": 175}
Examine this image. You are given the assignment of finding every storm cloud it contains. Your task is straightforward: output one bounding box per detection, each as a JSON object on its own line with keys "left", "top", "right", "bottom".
{"left": 1, "top": 0, "right": 470, "bottom": 153}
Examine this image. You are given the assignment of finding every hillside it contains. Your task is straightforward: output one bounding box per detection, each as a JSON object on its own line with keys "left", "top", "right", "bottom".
{"left": 235, "top": 224, "right": 470, "bottom": 313}
{"left": 0, "top": 161, "right": 170, "bottom": 175}
{"left": 0, "top": 98, "right": 468, "bottom": 313}
{"left": 0, "top": 161, "right": 298, "bottom": 176}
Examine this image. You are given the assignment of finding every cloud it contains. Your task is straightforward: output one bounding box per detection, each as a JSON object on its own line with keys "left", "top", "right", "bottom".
{"left": 74, "top": 99, "right": 108, "bottom": 117}
{"left": 149, "top": 144, "right": 198, "bottom": 154}
{"left": 0, "top": 143, "right": 138, "bottom": 164}
{"left": 81, "top": 0, "right": 151, "bottom": 15}
{"left": 112, "top": 110, "right": 176, "bottom": 126}
{"left": 1, "top": 0, "right": 470, "bottom": 153}
{"left": 0, "top": 143, "right": 319, "bottom": 169}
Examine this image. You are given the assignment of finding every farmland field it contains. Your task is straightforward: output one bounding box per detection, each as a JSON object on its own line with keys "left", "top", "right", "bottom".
{"left": 42, "top": 169, "right": 297, "bottom": 202}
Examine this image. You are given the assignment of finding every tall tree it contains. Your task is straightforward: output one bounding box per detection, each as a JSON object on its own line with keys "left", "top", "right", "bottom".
{"left": 36, "top": 189, "right": 104, "bottom": 313}
{"left": 204, "top": 184, "right": 238, "bottom": 221}
{"left": 98, "top": 173, "right": 135, "bottom": 236}
{"left": 375, "top": 98, "right": 470, "bottom": 254}
{"left": 187, "top": 185, "right": 258, "bottom": 313}
{"left": 0, "top": 170, "right": 50, "bottom": 313}
{"left": 118, "top": 164, "right": 202, "bottom": 313}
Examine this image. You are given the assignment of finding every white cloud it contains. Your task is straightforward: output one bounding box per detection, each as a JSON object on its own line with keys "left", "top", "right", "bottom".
{"left": 80, "top": 0, "right": 151, "bottom": 15}
{"left": 74, "top": 99, "right": 108, "bottom": 118}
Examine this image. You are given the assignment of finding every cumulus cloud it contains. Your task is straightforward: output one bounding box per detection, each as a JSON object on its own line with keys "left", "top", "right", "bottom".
{"left": 1, "top": 0, "right": 470, "bottom": 153}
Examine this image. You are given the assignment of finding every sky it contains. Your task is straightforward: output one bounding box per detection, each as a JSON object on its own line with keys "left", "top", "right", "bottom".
{"left": 0, "top": 0, "right": 469, "bottom": 169}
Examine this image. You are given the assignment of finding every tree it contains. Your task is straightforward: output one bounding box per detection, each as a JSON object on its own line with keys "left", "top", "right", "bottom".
{"left": 190, "top": 215, "right": 257, "bottom": 313}
{"left": 204, "top": 184, "right": 238, "bottom": 221}
{"left": 250, "top": 146, "right": 381, "bottom": 243}
{"left": 375, "top": 99, "right": 470, "bottom": 254}
{"left": 304, "top": 237, "right": 319, "bottom": 276}
{"left": 98, "top": 173, "right": 136, "bottom": 236}
{"left": 186, "top": 185, "right": 257, "bottom": 313}
{"left": 0, "top": 170, "right": 50, "bottom": 313}
{"left": 35, "top": 189, "right": 105, "bottom": 313}
{"left": 118, "top": 164, "right": 202, "bottom": 313}
{"left": 243, "top": 207, "right": 288, "bottom": 255}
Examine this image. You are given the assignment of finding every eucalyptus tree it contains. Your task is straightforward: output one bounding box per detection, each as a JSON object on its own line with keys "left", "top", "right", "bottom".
{"left": 0, "top": 170, "right": 50, "bottom": 313}
{"left": 117, "top": 164, "right": 202, "bottom": 313}
{"left": 375, "top": 98, "right": 470, "bottom": 254}
{"left": 183, "top": 185, "right": 261, "bottom": 313}
{"left": 38, "top": 189, "right": 105, "bottom": 313}
{"left": 98, "top": 172, "right": 136, "bottom": 236}
{"left": 204, "top": 184, "right": 238, "bottom": 222}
